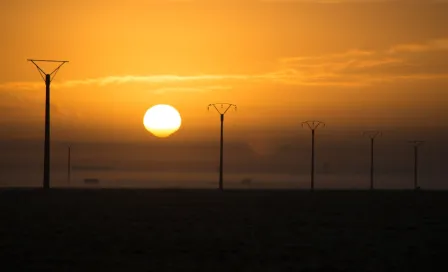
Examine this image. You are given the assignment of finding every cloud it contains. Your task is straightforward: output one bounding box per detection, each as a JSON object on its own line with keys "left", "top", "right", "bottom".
{"left": 0, "top": 71, "right": 342, "bottom": 91}
{"left": 1, "top": 38, "right": 448, "bottom": 91}
{"left": 0, "top": 74, "right": 247, "bottom": 93}
{"left": 281, "top": 50, "right": 375, "bottom": 64}
{"left": 57, "top": 74, "right": 247, "bottom": 88}
{"left": 152, "top": 85, "right": 232, "bottom": 94}
{"left": 388, "top": 38, "right": 448, "bottom": 53}
{"left": 0, "top": 82, "right": 42, "bottom": 91}
{"left": 278, "top": 38, "right": 448, "bottom": 86}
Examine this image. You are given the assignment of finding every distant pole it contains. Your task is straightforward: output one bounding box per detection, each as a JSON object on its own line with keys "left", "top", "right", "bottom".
{"left": 28, "top": 59, "right": 69, "bottom": 189}
{"left": 68, "top": 145, "right": 71, "bottom": 185}
{"left": 220, "top": 114, "right": 224, "bottom": 188}
{"left": 208, "top": 103, "right": 237, "bottom": 191}
{"left": 409, "top": 141, "right": 424, "bottom": 190}
{"left": 363, "top": 131, "right": 381, "bottom": 190}
{"left": 302, "top": 121, "right": 325, "bottom": 191}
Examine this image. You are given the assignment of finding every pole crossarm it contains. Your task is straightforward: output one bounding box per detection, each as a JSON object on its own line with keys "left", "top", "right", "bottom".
{"left": 302, "top": 120, "right": 325, "bottom": 131}
{"left": 363, "top": 130, "right": 382, "bottom": 139}
{"left": 27, "top": 59, "right": 69, "bottom": 82}
{"left": 208, "top": 103, "right": 237, "bottom": 115}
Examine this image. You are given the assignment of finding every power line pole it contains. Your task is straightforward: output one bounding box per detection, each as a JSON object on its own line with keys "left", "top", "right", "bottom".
{"left": 208, "top": 103, "right": 237, "bottom": 191}
{"left": 363, "top": 130, "right": 382, "bottom": 190}
{"left": 302, "top": 121, "right": 325, "bottom": 191}
{"left": 68, "top": 145, "right": 71, "bottom": 186}
{"left": 28, "top": 59, "right": 69, "bottom": 189}
{"left": 409, "top": 140, "right": 424, "bottom": 190}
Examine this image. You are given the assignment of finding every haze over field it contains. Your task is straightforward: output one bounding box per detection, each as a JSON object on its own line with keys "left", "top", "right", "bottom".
{"left": 1, "top": 0, "right": 447, "bottom": 188}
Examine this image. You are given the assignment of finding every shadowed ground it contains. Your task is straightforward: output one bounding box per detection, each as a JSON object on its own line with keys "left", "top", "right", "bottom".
{"left": 1, "top": 189, "right": 447, "bottom": 271}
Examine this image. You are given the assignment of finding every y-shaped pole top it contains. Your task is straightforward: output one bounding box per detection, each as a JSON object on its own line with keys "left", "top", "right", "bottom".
{"left": 302, "top": 120, "right": 325, "bottom": 131}
{"left": 208, "top": 103, "right": 237, "bottom": 115}
{"left": 27, "top": 59, "right": 69, "bottom": 82}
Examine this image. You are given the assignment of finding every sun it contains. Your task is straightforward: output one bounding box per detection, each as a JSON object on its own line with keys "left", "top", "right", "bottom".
{"left": 143, "top": 104, "right": 182, "bottom": 138}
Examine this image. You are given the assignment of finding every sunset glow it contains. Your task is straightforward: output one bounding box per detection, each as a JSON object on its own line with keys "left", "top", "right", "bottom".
{"left": 1, "top": 0, "right": 448, "bottom": 189}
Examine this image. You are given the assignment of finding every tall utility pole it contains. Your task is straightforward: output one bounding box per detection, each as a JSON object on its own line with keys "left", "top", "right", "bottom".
{"left": 363, "top": 131, "right": 382, "bottom": 190}
{"left": 68, "top": 145, "right": 71, "bottom": 186}
{"left": 208, "top": 103, "right": 237, "bottom": 191}
{"left": 28, "top": 59, "right": 69, "bottom": 189}
{"left": 409, "top": 140, "right": 424, "bottom": 190}
{"left": 302, "top": 121, "right": 325, "bottom": 191}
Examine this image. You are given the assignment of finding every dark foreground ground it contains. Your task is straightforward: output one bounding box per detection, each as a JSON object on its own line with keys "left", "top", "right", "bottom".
{"left": 1, "top": 189, "right": 447, "bottom": 271}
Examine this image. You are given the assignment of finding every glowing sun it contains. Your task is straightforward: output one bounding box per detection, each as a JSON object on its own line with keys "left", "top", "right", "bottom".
{"left": 143, "top": 104, "right": 182, "bottom": 138}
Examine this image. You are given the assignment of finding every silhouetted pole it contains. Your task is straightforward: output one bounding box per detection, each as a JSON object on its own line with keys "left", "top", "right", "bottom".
{"left": 44, "top": 74, "right": 51, "bottom": 188}
{"left": 414, "top": 145, "right": 418, "bottom": 188}
{"left": 28, "top": 59, "right": 68, "bottom": 189}
{"left": 363, "top": 131, "right": 381, "bottom": 190}
{"left": 208, "top": 103, "right": 237, "bottom": 191}
{"left": 68, "top": 145, "right": 71, "bottom": 185}
{"left": 409, "top": 141, "right": 424, "bottom": 190}
{"left": 220, "top": 114, "right": 224, "bottom": 188}
{"left": 302, "top": 121, "right": 325, "bottom": 191}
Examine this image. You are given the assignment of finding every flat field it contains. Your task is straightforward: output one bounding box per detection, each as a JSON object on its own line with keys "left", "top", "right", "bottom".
{"left": 1, "top": 189, "right": 447, "bottom": 271}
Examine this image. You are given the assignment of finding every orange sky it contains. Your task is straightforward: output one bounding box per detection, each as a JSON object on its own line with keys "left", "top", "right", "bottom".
{"left": 1, "top": 0, "right": 448, "bottom": 145}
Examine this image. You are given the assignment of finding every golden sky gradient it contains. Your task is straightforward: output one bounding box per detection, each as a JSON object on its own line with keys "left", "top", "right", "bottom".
{"left": 1, "top": 0, "right": 448, "bottom": 144}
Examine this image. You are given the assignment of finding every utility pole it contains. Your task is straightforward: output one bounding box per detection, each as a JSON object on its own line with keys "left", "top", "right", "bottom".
{"left": 302, "top": 121, "right": 325, "bottom": 191}
{"left": 208, "top": 103, "right": 237, "bottom": 191}
{"left": 409, "top": 140, "right": 424, "bottom": 190}
{"left": 28, "top": 59, "right": 68, "bottom": 189}
{"left": 363, "top": 131, "right": 382, "bottom": 190}
{"left": 68, "top": 145, "right": 71, "bottom": 186}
